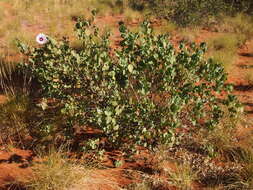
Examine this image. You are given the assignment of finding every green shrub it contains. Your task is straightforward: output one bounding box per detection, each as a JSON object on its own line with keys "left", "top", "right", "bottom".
{"left": 142, "top": 0, "right": 253, "bottom": 26}
{"left": 17, "top": 13, "right": 242, "bottom": 153}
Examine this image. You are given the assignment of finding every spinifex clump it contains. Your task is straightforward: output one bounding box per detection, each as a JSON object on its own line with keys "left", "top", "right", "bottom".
{"left": 17, "top": 13, "right": 242, "bottom": 153}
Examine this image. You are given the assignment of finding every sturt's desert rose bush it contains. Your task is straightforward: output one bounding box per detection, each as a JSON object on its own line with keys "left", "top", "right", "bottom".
{"left": 16, "top": 13, "right": 242, "bottom": 153}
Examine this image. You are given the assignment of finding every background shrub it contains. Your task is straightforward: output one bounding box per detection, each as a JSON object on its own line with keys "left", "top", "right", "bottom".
{"left": 138, "top": 0, "right": 253, "bottom": 26}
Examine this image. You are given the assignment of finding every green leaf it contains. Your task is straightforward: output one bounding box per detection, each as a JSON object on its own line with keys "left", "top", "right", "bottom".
{"left": 113, "top": 125, "right": 119, "bottom": 131}
{"left": 105, "top": 110, "right": 112, "bottom": 116}
{"left": 128, "top": 64, "right": 134, "bottom": 73}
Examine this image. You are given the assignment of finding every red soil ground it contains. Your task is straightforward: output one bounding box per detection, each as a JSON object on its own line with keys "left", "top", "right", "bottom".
{"left": 0, "top": 148, "right": 33, "bottom": 190}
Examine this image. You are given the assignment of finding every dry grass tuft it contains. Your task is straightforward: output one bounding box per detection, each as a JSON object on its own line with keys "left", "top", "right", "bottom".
{"left": 19, "top": 146, "right": 124, "bottom": 190}
{"left": 167, "top": 162, "right": 197, "bottom": 190}
{"left": 207, "top": 33, "right": 241, "bottom": 72}
{"left": 153, "top": 19, "right": 177, "bottom": 35}
{"left": 0, "top": 94, "right": 30, "bottom": 146}
{"left": 244, "top": 70, "right": 253, "bottom": 86}
{"left": 219, "top": 14, "right": 253, "bottom": 40}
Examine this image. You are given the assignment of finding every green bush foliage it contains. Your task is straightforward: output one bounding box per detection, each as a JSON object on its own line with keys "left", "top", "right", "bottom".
{"left": 138, "top": 0, "right": 253, "bottom": 26}
{"left": 16, "top": 13, "right": 242, "bottom": 152}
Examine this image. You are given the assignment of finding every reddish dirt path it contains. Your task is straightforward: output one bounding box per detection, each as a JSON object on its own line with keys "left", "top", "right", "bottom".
{"left": 0, "top": 148, "right": 33, "bottom": 189}
{"left": 229, "top": 40, "right": 253, "bottom": 116}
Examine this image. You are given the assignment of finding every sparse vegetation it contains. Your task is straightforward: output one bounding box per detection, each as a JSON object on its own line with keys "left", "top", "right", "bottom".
{"left": 207, "top": 33, "right": 245, "bottom": 72}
